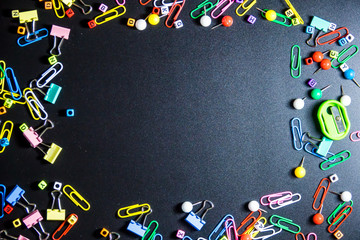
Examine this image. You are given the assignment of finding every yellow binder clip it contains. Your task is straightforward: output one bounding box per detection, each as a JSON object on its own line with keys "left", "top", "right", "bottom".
{"left": 236, "top": 0, "right": 257, "bottom": 17}
{"left": 0, "top": 121, "right": 13, "bottom": 153}
{"left": 43, "top": 143, "right": 62, "bottom": 164}
{"left": 47, "top": 190, "right": 66, "bottom": 221}
{"left": 284, "top": 0, "right": 303, "bottom": 24}
{"left": 19, "top": 10, "right": 38, "bottom": 24}
{"left": 94, "top": 5, "right": 126, "bottom": 25}
{"left": 118, "top": 203, "right": 151, "bottom": 218}
{"left": 63, "top": 185, "right": 91, "bottom": 211}
{"left": 51, "top": 0, "right": 66, "bottom": 18}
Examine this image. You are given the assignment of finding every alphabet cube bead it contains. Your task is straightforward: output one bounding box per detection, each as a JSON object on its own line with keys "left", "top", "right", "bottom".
{"left": 307, "top": 79, "right": 317, "bottom": 88}
{"left": 65, "top": 8, "right": 75, "bottom": 18}
{"left": 48, "top": 55, "right": 58, "bottom": 65}
{"left": 100, "top": 228, "right": 110, "bottom": 237}
{"left": 88, "top": 20, "right": 97, "bottom": 28}
{"left": 4, "top": 98, "right": 14, "bottom": 108}
{"left": 66, "top": 109, "right": 75, "bottom": 117}
{"left": 0, "top": 138, "right": 10, "bottom": 147}
{"left": 305, "top": 26, "right": 314, "bottom": 34}
{"left": 329, "top": 174, "right": 339, "bottom": 183}
{"left": 338, "top": 37, "right": 348, "bottom": 46}
{"left": 4, "top": 205, "right": 14, "bottom": 214}
{"left": 329, "top": 50, "right": 339, "bottom": 59}
{"left": 127, "top": 18, "right": 136, "bottom": 27}
{"left": 329, "top": 23, "right": 337, "bottom": 31}
{"left": 292, "top": 18, "right": 300, "bottom": 26}
{"left": 17, "top": 26, "right": 26, "bottom": 35}
{"left": 334, "top": 230, "right": 343, "bottom": 239}
{"left": 285, "top": 9, "right": 294, "bottom": 17}
{"left": 340, "top": 63, "right": 349, "bottom": 72}
{"left": 247, "top": 15, "right": 256, "bottom": 24}
{"left": 176, "top": 230, "right": 185, "bottom": 239}
{"left": 345, "top": 33, "right": 355, "bottom": 43}
{"left": 174, "top": 20, "right": 183, "bottom": 29}
{"left": 38, "top": 180, "right": 47, "bottom": 190}
{"left": 304, "top": 57, "right": 313, "bottom": 65}
{"left": 44, "top": 1, "right": 52, "bottom": 9}
{"left": 12, "top": 10, "right": 19, "bottom": 18}
{"left": 161, "top": 7, "right": 169, "bottom": 15}
{"left": 13, "top": 218, "right": 22, "bottom": 228}
{"left": 0, "top": 106, "right": 6, "bottom": 115}
{"left": 99, "top": 3, "right": 108, "bottom": 13}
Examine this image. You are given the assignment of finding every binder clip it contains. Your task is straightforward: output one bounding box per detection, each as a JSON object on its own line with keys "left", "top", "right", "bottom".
{"left": 182, "top": 200, "right": 214, "bottom": 230}
{"left": 52, "top": 213, "right": 78, "bottom": 240}
{"left": 49, "top": 25, "right": 71, "bottom": 56}
{"left": 0, "top": 230, "right": 31, "bottom": 240}
{"left": 18, "top": 10, "right": 38, "bottom": 41}
{"left": 22, "top": 209, "right": 50, "bottom": 240}
{"left": 0, "top": 184, "right": 5, "bottom": 219}
{"left": 47, "top": 190, "right": 66, "bottom": 221}
{"left": 126, "top": 208, "right": 152, "bottom": 237}
{"left": 61, "top": 0, "right": 92, "bottom": 15}
{"left": 6, "top": 185, "right": 36, "bottom": 214}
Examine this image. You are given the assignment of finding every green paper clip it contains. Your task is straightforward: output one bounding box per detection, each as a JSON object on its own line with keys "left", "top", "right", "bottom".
{"left": 331, "top": 45, "right": 358, "bottom": 68}
{"left": 290, "top": 45, "right": 301, "bottom": 78}
{"left": 190, "top": 0, "right": 220, "bottom": 19}
{"left": 317, "top": 100, "right": 350, "bottom": 140}
{"left": 269, "top": 215, "right": 301, "bottom": 234}
{"left": 261, "top": 9, "right": 292, "bottom": 27}
{"left": 320, "top": 150, "right": 350, "bottom": 170}
{"left": 142, "top": 220, "right": 158, "bottom": 240}
{"left": 327, "top": 200, "right": 353, "bottom": 225}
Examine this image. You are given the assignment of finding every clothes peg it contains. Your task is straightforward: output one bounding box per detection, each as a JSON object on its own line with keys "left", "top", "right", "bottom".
{"left": 211, "top": 16, "right": 233, "bottom": 30}
{"left": 200, "top": 6, "right": 211, "bottom": 27}
{"left": 313, "top": 59, "right": 331, "bottom": 74}
{"left": 247, "top": 200, "right": 267, "bottom": 213}
{"left": 294, "top": 156, "right": 306, "bottom": 178}
{"left": 292, "top": 97, "right": 306, "bottom": 110}
{"left": 340, "top": 85, "right": 351, "bottom": 106}
{"left": 256, "top": 8, "right": 277, "bottom": 21}
{"left": 312, "top": 205, "right": 324, "bottom": 225}
{"left": 343, "top": 68, "right": 360, "bottom": 88}
{"left": 329, "top": 191, "right": 352, "bottom": 202}
{"left": 310, "top": 85, "right": 331, "bottom": 100}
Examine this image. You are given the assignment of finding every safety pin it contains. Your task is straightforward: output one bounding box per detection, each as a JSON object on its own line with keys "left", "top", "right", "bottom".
{"left": 0, "top": 121, "right": 13, "bottom": 154}
{"left": 259, "top": 191, "right": 292, "bottom": 206}
{"left": 269, "top": 193, "right": 301, "bottom": 209}
{"left": 284, "top": 0, "right": 303, "bottom": 24}
{"left": 165, "top": 0, "right": 186, "bottom": 28}
{"left": 63, "top": 185, "right": 90, "bottom": 211}
{"left": 0, "top": 184, "right": 5, "bottom": 219}
{"left": 0, "top": 230, "right": 31, "bottom": 240}
{"left": 269, "top": 215, "right": 301, "bottom": 234}
{"left": 235, "top": 0, "right": 256, "bottom": 17}
{"left": 317, "top": 27, "right": 349, "bottom": 45}
{"left": 320, "top": 150, "right": 350, "bottom": 170}
{"left": 328, "top": 205, "right": 352, "bottom": 233}
{"left": 17, "top": 28, "right": 49, "bottom": 47}
{"left": 52, "top": 0, "right": 66, "bottom": 18}
{"left": 236, "top": 210, "right": 261, "bottom": 236}
{"left": 208, "top": 214, "right": 234, "bottom": 240}
{"left": 24, "top": 88, "right": 48, "bottom": 120}
{"left": 211, "top": 0, "right": 234, "bottom": 19}
{"left": 116, "top": 0, "right": 126, "bottom": 5}
{"left": 350, "top": 131, "right": 360, "bottom": 142}
{"left": 290, "top": 118, "right": 303, "bottom": 150}
{"left": 94, "top": 5, "right": 126, "bottom": 25}
{"left": 139, "top": 0, "right": 152, "bottom": 5}
{"left": 118, "top": 203, "right": 151, "bottom": 218}
{"left": 327, "top": 200, "right": 353, "bottom": 225}
{"left": 225, "top": 218, "right": 238, "bottom": 240}
{"left": 141, "top": 220, "right": 159, "bottom": 240}
{"left": 35, "top": 62, "right": 63, "bottom": 88}
{"left": 5, "top": 67, "right": 22, "bottom": 101}
{"left": 71, "top": 0, "right": 93, "bottom": 15}
{"left": 251, "top": 225, "right": 282, "bottom": 240}
{"left": 312, "top": 177, "right": 330, "bottom": 211}
{"left": 260, "top": 9, "right": 292, "bottom": 27}
{"left": 291, "top": 45, "right": 301, "bottom": 78}
{"left": 331, "top": 45, "right": 359, "bottom": 68}
{"left": 52, "top": 213, "right": 78, "bottom": 240}
{"left": 190, "top": 0, "right": 220, "bottom": 19}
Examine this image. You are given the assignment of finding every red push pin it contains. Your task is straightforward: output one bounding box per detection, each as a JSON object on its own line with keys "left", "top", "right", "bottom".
{"left": 211, "top": 15, "right": 233, "bottom": 29}
{"left": 312, "top": 50, "right": 329, "bottom": 62}
{"left": 313, "top": 58, "right": 331, "bottom": 74}
{"left": 312, "top": 206, "right": 324, "bottom": 225}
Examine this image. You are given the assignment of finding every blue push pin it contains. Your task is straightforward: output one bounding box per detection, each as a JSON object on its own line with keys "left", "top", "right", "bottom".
{"left": 344, "top": 69, "right": 360, "bottom": 88}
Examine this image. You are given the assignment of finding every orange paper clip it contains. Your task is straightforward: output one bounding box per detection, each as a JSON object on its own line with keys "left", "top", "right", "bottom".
{"left": 236, "top": 210, "right": 262, "bottom": 236}
{"left": 317, "top": 27, "right": 349, "bottom": 45}
{"left": 165, "top": 0, "right": 186, "bottom": 28}
{"left": 328, "top": 205, "right": 352, "bottom": 233}
{"left": 139, "top": 0, "right": 152, "bottom": 5}
{"left": 52, "top": 213, "right": 78, "bottom": 240}
{"left": 312, "top": 177, "right": 330, "bottom": 211}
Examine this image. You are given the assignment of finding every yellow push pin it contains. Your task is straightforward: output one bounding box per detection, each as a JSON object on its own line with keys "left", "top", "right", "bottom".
{"left": 256, "top": 8, "right": 277, "bottom": 21}
{"left": 294, "top": 156, "right": 306, "bottom": 178}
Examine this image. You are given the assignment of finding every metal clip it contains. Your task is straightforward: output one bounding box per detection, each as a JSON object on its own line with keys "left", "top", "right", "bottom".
{"left": 225, "top": 218, "right": 238, "bottom": 240}
{"left": 290, "top": 118, "right": 303, "bottom": 150}
{"left": 18, "top": 10, "right": 39, "bottom": 40}
{"left": 236, "top": 210, "right": 262, "bottom": 236}
{"left": 139, "top": 0, "right": 152, "bottom": 5}
{"left": 190, "top": 0, "right": 219, "bottom": 19}
{"left": 235, "top": 0, "right": 256, "bottom": 17}
{"left": 269, "top": 215, "right": 301, "bottom": 234}
{"left": 108, "top": 232, "right": 121, "bottom": 240}
{"left": 5, "top": 67, "right": 22, "bottom": 101}
{"left": 331, "top": 45, "right": 359, "bottom": 68}
{"left": 350, "top": 131, "right": 360, "bottom": 142}
{"left": 115, "top": 0, "right": 125, "bottom": 5}
{"left": 251, "top": 224, "right": 282, "bottom": 240}
{"left": 327, "top": 205, "right": 352, "bottom": 233}
{"left": 63, "top": 185, "right": 90, "bottom": 211}
{"left": 208, "top": 214, "right": 234, "bottom": 240}
{"left": 0, "top": 230, "right": 31, "bottom": 240}
{"left": 260, "top": 191, "right": 292, "bottom": 206}
{"left": 211, "top": 0, "right": 234, "bottom": 19}
{"left": 320, "top": 150, "right": 351, "bottom": 170}
{"left": 312, "top": 177, "right": 330, "bottom": 211}
{"left": 94, "top": 5, "right": 126, "bottom": 25}
{"left": 35, "top": 62, "right": 63, "bottom": 88}
{"left": 291, "top": 45, "right": 301, "bottom": 78}
{"left": 327, "top": 200, "right": 353, "bottom": 225}
{"left": 47, "top": 190, "right": 66, "bottom": 221}
{"left": 185, "top": 200, "right": 214, "bottom": 230}
{"left": 17, "top": 28, "right": 49, "bottom": 47}
{"left": 126, "top": 208, "right": 152, "bottom": 237}
{"left": 72, "top": 0, "right": 92, "bottom": 15}
{"left": 165, "top": 0, "right": 186, "bottom": 28}
{"left": 118, "top": 203, "right": 151, "bottom": 218}
{"left": 52, "top": 214, "right": 78, "bottom": 240}
{"left": 22, "top": 209, "right": 50, "bottom": 240}
{"left": 50, "top": 26, "right": 71, "bottom": 56}
{"left": 306, "top": 29, "right": 321, "bottom": 48}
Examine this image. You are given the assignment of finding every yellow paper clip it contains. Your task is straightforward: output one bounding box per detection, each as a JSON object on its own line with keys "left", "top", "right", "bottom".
{"left": 0, "top": 121, "right": 14, "bottom": 153}
{"left": 118, "top": 203, "right": 151, "bottom": 218}
{"left": 0, "top": 60, "right": 5, "bottom": 94}
{"left": 94, "top": 5, "right": 126, "bottom": 25}
{"left": 246, "top": 217, "right": 267, "bottom": 237}
{"left": 19, "top": 10, "right": 38, "bottom": 23}
{"left": 236, "top": 0, "right": 257, "bottom": 17}
{"left": 63, "top": 185, "right": 91, "bottom": 211}
{"left": 1, "top": 90, "right": 26, "bottom": 105}
{"left": 24, "top": 88, "right": 48, "bottom": 120}
{"left": 52, "top": 0, "right": 66, "bottom": 18}
{"left": 284, "top": 0, "right": 303, "bottom": 24}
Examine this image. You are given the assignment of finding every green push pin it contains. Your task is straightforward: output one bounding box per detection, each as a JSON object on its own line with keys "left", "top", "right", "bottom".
{"left": 310, "top": 85, "right": 331, "bottom": 100}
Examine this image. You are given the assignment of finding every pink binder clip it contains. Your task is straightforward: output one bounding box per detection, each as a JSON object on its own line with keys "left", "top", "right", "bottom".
{"left": 23, "top": 127, "right": 43, "bottom": 148}
{"left": 22, "top": 209, "right": 50, "bottom": 239}
{"left": 50, "top": 25, "right": 71, "bottom": 56}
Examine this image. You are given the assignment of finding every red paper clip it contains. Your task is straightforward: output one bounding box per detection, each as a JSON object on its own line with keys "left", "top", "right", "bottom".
{"left": 139, "top": 0, "right": 152, "bottom": 5}
{"left": 328, "top": 205, "right": 352, "bottom": 233}
{"left": 312, "top": 177, "right": 331, "bottom": 211}
{"left": 236, "top": 210, "right": 261, "bottom": 236}
{"left": 165, "top": 0, "right": 186, "bottom": 28}
{"left": 52, "top": 214, "right": 78, "bottom": 240}
{"left": 317, "top": 27, "right": 349, "bottom": 45}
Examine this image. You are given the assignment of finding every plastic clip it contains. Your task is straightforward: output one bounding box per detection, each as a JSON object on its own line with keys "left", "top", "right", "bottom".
{"left": 251, "top": 223, "right": 282, "bottom": 240}
{"left": 211, "top": 0, "right": 234, "bottom": 19}
{"left": 51, "top": 0, "right": 66, "bottom": 18}
{"left": 269, "top": 215, "right": 301, "bottom": 234}
{"left": 47, "top": 190, "right": 66, "bottom": 221}
{"left": 296, "top": 232, "right": 317, "bottom": 240}
{"left": 52, "top": 213, "right": 78, "bottom": 240}
{"left": 94, "top": 5, "right": 126, "bottom": 25}
{"left": 17, "top": 28, "right": 49, "bottom": 47}
{"left": 165, "top": 0, "right": 186, "bottom": 28}
{"left": 290, "top": 118, "right": 303, "bottom": 150}
{"left": 190, "top": 0, "right": 220, "bottom": 19}
{"left": 290, "top": 45, "right": 301, "bottom": 78}
{"left": 116, "top": 0, "right": 126, "bottom": 5}
{"left": 0, "top": 120, "right": 13, "bottom": 153}
{"left": 235, "top": 0, "right": 256, "bottom": 17}
{"left": 236, "top": 210, "right": 262, "bottom": 235}
{"left": 36, "top": 62, "right": 63, "bottom": 88}
{"left": 320, "top": 150, "right": 351, "bottom": 170}
{"left": 139, "top": 0, "right": 152, "bottom": 5}
{"left": 312, "top": 177, "right": 330, "bottom": 211}
{"left": 118, "top": 203, "right": 151, "bottom": 218}
{"left": 185, "top": 200, "right": 214, "bottom": 230}
{"left": 63, "top": 185, "right": 90, "bottom": 211}
{"left": 5, "top": 67, "right": 22, "bottom": 101}
{"left": 208, "top": 214, "right": 234, "bottom": 240}
{"left": 260, "top": 191, "right": 292, "bottom": 206}
{"left": 284, "top": 0, "right": 303, "bottom": 24}
{"left": 328, "top": 205, "right": 352, "bottom": 233}
{"left": 24, "top": 88, "right": 48, "bottom": 120}
{"left": 331, "top": 45, "right": 359, "bottom": 68}
{"left": 349, "top": 131, "right": 360, "bottom": 142}
{"left": 141, "top": 220, "right": 159, "bottom": 240}
{"left": 225, "top": 218, "right": 238, "bottom": 240}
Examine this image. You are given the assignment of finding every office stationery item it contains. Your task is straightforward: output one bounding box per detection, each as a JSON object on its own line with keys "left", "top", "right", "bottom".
{"left": 22, "top": 209, "right": 50, "bottom": 240}
{"left": 236, "top": 0, "right": 256, "bottom": 17}
{"left": 331, "top": 45, "right": 359, "bottom": 68}
{"left": 47, "top": 190, "right": 66, "bottom": 221}
{"left": 52, "top": 213, "right": 78, "bottom": 240}
{"left": 208, "top": 214, "right": 234, "bottom": 240}
{"left": 320, "top": 150, "right": 351, "bottom": 170}
{"left": 211, "top": 0, "right": 234, "bottom": 19}
{"left": 93, "top": 5, "right": 126, "bottom": 26}
{"left": 141, "top": 220, "right": 158, "bottom": 240}
{"left": 294, "top": 156, "right": 306, "bottom": 178}
{"left": 329, "top": 191, "right": 352, "bottom": 202}
{"left": 343, "top": 68, "right": 360, "bottom": 88}
{"left": 290, "top": 118, "right": 303, "bottom": 150}
{"left": 269, "top": 193, "right": 301, "bottom": 209}
{"left": 184, "top": 200, "right": 214, "bottom": 230}
{"left": 269, "top": 215, "right": 301, "bottom": 234}
{"left": 327, "top": 205, "right": 352, "bottom": 233}
{"left": 312, "top": 206, "right": 324, "bottom": 225}
{"left": 290, "top": 45, "right": 301, "bottom": 78}
{"left": 292, "top": 97, "right": 306, "bottom": 110}
{"left": 62, "top": 185, "right": 90, "bottom": 211}
{"left": 24, "top": 88, "right": 48, "bottom": 120}
{"left": 0, "top": 184, "right": 5, "bottom": 218}
{"left": 118, "top": 203, "right": 151, "bottom": 218}
{"left": 0, "top": 230, "right": 30, "bottom": 240}
{"left": 236, "top": 210, "right": 261, "bottom": 235}
{"left": 5, "top": 67, "right": 22, "bottom": 100}
{"left": 50, "top": 25, "right": 70, "bottom": 56}
{"left": 284, "top": 0, "right": 303, "bottom": 24}
{"left": 211, "top": 16, "right": 233, "bottom": 29}
{"left": 190, "top": 0, "right": 219, "bottom": 19}
{"left": 256, "top": 8, "right": 277, "bottom": 22}
{"left": 165, "top": 0, "right": 186, "bottom": 28}
{"left": 313, "top": 59, "right": 332, "bottom": 74}
{"left": 327, "top": 200, "right": 353, "bottom": 225}
{"left": 313, "top": 177, "right": 330, "bottom": 211}
{"left": 316, "top": 137, "right": 333, "bottom": 156}
{"left": 0, "top": 121, "right": 13, "bottom": 153}
{"left": 259, "top": 9, "right": 292, "bottom": 27}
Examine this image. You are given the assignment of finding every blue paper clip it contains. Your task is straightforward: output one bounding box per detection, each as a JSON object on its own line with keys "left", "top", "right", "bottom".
{"left": 127, "top": 208, "right": 152, "bottom": 237}
{"left": 303, "top": 142, "right": 334, "bottom": 161}
{"left": 290, "top": 118, "right": 303, "bottom": 151}
{"left": 153, "top": 233, "right": 163, "bottom": 240}
{"left": 0, "top": 184, "right": 5, "bottom": 218}
{"left": 17, "top": 28, "right": 48, "bottom": 47}
{"left": 183, "top": 236, "right": 193, "bottom": 240}
{"left": 141, "top": 220, "right": 158, "bottom": 240}
{"left": 185, "top": 200, "right": 214, "bottom": 231}
{"left": 208, "top": 214, "right": 234, "bottom": 240}
{"left": 5, "top": 67, "right": 22, "bottom": 101}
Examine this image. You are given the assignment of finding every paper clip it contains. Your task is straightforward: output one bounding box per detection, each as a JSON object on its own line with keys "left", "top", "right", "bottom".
{"left": 94, "top": 5, "right": 126, "bottom": 25}
{"left": 35, "top": 62, "right": 63, "bottom": 88}
{"left": 116, "top": 0, "right": 126, "bottom": 5}
{"left": 269, "top": 215, "right": 300, "bottom": 234}
{"left": 211, "top": 0, "right": 234, "bottom": 19}
{"left": 0, "top": 120, "right": 13, "bottom": 154}
{"left": 51, "top": 0, "right": 65, "bottom": 18}
{"left": 312, "top": 177, "right": 330, "bottom": 211}
{"left": 0, "top": 230, "right": 31, "bottom": 240}
{"left": 260, "top": 10, "right": 292, "bottom": 27}
{"left": 317, "top": 27, "right": 349, "bottom": 45}
{"left": 295, "top": 232, "right": 317, "bottom": 240}
{"left": 24, "top": 88, "right": 48, "bottom": 120}
{"left": 50, "top": 26, "right": 71, "bottom": 56}
{"left": 327, "top": 200, "right": 353, "bottom": 225}
{"left": 190, "top": 0, "right": 220, "bottom": 19}
{"left": 185, "top": 200, "right": 214, "bottom": 231}
{"left": 22, "top": 209, "right": 50, "bottom": 240}
{"left": 118, "top": 203, "right": 151, "bottom": 218}
{"left": 71, "top": 0, "right": 93, "bottom": 15}
{"left": 260, "top": 191, "right": 292, "bottom": 206}
{"left": 153, "top": 0, "right": 183, "bottom": 7}
{"left": 52, "top": 213, "right": 78, "bottom": 240}
{"left": 235, "top": 0, "right": 256, "bottom": 17}
{"left": 208, "top": 214, "right": 234, "bottom": 240}
{"left": 303, "top": 142, "right": 334, "bottom": 161}
{"left": 225, "top": 218, "right": 238, "bottom": 240}
{"left": 251, "top": 224, "right": 282, "bottom": 240}
{"left": 47, "top": 190, "right": 66, "bottom": 221}
{"left": 141, "top": 220, "right": 158, "bottom": 240}
{"left": 320, "top": 150, "right": 351, "bottom": 170}
{"left": 290, "top": 118, "right": 303, "bottom": 150}
{"left": 290, "top": 45, "right": 301, "bottom": 78}
{"left": 5, "top": 67, "right": 22, "bottom": 101}
{"left": 236, "top": 210, "right": 262, "bottom": 236}
{"left": 108, "top": 232, "right": 121, "bottom": 240}
{"left": 349, "top": 131, "right": 360, "bottom": 142}
{"left": 17, "top": 28, "right": 49, "bottom": 47}
{"left": 165, "top": 0, "right": 186, "bottom": 28}
{"left": 269, "top": 193, "right": 301, "bottom": 209}
{"left": 126, "top": 208, "right": 152, "bottom": 237}
{"left": 139, "top": 0, "right": 152, "bottom": 5}
{"left": 0, "top": 184, "right": 5, "bottom": 219}
{"left": 331, "top": 45, "right": 359, "bottom": 68}
{"left": 62, "top": 185, "right": 90, "bottom": 211}
{"left": 0, "top": 60, "right": 6, "bottom": 87}
{"left": 284, "top": 0, "right": 303, "bottom": 24}
{"left": 328, "top": 205, "right": 352, "bottom": 233}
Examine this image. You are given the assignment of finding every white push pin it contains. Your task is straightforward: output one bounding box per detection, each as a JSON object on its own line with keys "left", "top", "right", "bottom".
{"left": 200, "top": 6, "right": 211, "bottom": 27}
{"left": 293, "top": 97, "right": 306, "bottom": 110}
{"left": 248, "top": 200, "right": 267, "bottom": 213}
{"left": 330, "top": 191, "right": 352, "bottom": 202}
{"left": 135, "top": 19, "right": 147, "bottom": 31}
{"left": 181, "top": 201, "right": 194, "bottom": 213}
{"left": 340, "top": 85, "right": 351, "bottom": 106}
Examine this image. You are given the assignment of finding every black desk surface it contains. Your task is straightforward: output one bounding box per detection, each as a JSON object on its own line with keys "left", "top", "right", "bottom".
{"left": 0, "top": 0, "right": 359, "bottom": 239}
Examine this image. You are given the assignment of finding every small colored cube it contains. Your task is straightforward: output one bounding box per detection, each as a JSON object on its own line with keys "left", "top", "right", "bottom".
{"left": 305, "top": 26, "right": 314, "bottom": 34}
{"left": 4, "top": 98, "right": 14, "bottom": 108}
{"left": 19, "top": 123, "right": 29, "bottom": 132}
{"left": 292, "top": 18, "right": 300, "bottom": 26}
{"left": 127, "top": 18, "right": 136, "bottom": 27}
{"left": 329, "top": 23, "right": 337, "bottom": 31}
{"left": 38, "top": 180, "right": 47, "bottom": 190}
{"left": 65, "top": 8, "right": 75, "bottom": 18}
{"left": 13, "top": 218, "right": 22, "bottom": 228}
{"left": 53, "top": 181, "right": 62, "bottom": 191}
{"left": 152, "top": 7, "right": 160, "bottom": 15}
{"left": 174, "top": 20, "right": 183, "bottom": 29}
{"left": 304, "top": 57, "right": 313, "bottom": 65}
{"left": 329, "top": 174, "right": 339, "bottom": 183}
{"left": 66, "top": 109, "right": 75, "bottom": 117}
{"left": 334, "top": 230, "right": 343, "bottom": 239}
{"left": 247, "top": 15, "right": 256, "bottom": 24}
{"left": 345, "top": 33, "right": 355, "bottom": 43}
{"left": 307, "top": 79, "right": 317, "bottom": 88}
{"left": 4, "top": 205, "right": 14, "bottom": 214}
{"left": 161, "top": 6, "right": 169, "bottom": 15}
{"left": 329, "top": 50, "right": 339, "bottom": 59}
{"left": 44, "top": 1, "right": 52, "bottom": 9}
{"left": 12, "top": 10, "right": 19, "bottom": 18}
{"left": 338, "top": 37, "right": 348, "bottom": 46}
{"left": 0, "top": 106, "right": 7, "bottom": 115}
{"left": 17, "top": 26, "right": 26, "bottom": 35}
{"left": 48, "top": 55, "right": 58, "bottom": 65}
{"left": 100, "top": 228, "right": 110, "bottom": 237}
{"left": 176, "top": 230, "right": 185, "bottom": 239}
{"left": 0, "top": 138, "right": 10, "bottom": 147}
{"left": 340, "top": 63, "right": 349, "bottom": 72}
{"left": 285, "top": 9, "right": 294, "bottom": 17}
{"left": 68, "top": 215, "right": 78, "bottom": 225}
{"left": 99, "top": 3, "right": 108, "bottom": 13}
{"left": 88, "top": 20, "right": 97, "bottom": 28}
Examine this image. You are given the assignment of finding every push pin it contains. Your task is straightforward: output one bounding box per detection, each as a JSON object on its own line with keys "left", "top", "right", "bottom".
{"left": 310, "top": 85, "right": 331, "bottom": 100}
{"left": 294, "top": 156, "right": 306, "bottom": 178}
{"left": 247, "top": 200, "right": 267, "bottom": 213}
{"left": 313, "top": 58, "right": 332, "bottom": 74}
{"left": 329, "top": 191, "right": 352, "bottom": 202}
{"left": 182, "top": 200, "right": 214, "bottom": 230}
{"left": 135, "top": 19, "right": 147, "bottom": 31}
{"left": 200, "top": 6, "right": 211, "bottom": 27}
{"left": 211, "top": 16, "right": 233, "bottom": 30}
{"left": 292, "top": 97, "right": 306, "bottom": 110}
{"left": 256, "top": 8, "right": 277, "bottom": 21}
{"left": 312, "top": 50, "right": 329, "bottom": 63}
{"left": 312, "top": 205, "right": 324, "bottom": 225}
{"left": 340, "top": 85, "right": 351, "bottom": 106}
{"left": 343, "top": 68, "right": 360, "bottom": 88}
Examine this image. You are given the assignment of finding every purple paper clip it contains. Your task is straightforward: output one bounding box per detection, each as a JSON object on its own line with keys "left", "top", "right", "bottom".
{"left": 115, "top": 0, "right": 126, "bottom": 5}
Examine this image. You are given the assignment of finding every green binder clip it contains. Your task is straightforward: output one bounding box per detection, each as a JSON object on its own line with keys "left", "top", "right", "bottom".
{"left": 317, "top": 100, "right": 350, "bottom": 140}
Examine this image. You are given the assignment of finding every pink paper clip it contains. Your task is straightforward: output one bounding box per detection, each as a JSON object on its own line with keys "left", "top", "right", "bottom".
{"left": 260, "top": 191, "right": 292, "bottom": 206}
{"left": 211, "top": 0, "right": 234, "bottom": 19}
{"left": 165, "top": 0, "right": 186, "bottom": 28}
{"left": 225, "top": 218, "right": 238, "bottom": 240}
{"left": 269, "top": 193, "right": 301, "bottom": 209}
{"left": 349, "top": 131, "right": 360, "bottom": 142}
{"left": 23, "top": 127, "right": 43, "bottom": 148}
{"left": 50, "top": 25, "right": 71, "bottom": 39}
{"left": 22, "top": 209, "right": 43, "bottom": 229}
{"left": 116, "top": 0, "right": 126, "bottom": 5}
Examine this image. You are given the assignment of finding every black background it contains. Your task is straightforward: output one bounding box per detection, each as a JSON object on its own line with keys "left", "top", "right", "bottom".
{"left": 0, "top": 0, "right": 359, "bottom": 239}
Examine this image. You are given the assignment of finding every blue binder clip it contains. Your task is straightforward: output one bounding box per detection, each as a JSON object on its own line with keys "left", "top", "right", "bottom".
{"left": 126, "top": 208, "right": 152, "bottom": 237}
{"left": 182, "top": 200, "right": 214, "bottom": 231}
{"left": 0, "top": 184, "right": 6, "bottom": 218}
{"left": 6, "top": 185, "right": 36, "bottom": 213}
